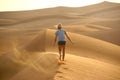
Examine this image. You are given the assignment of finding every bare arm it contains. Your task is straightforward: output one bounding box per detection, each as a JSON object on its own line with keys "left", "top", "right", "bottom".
{"left": 54, "top": 35, "right": 57, "bottom": 46}
{"left": 65, "top": 32, "right": 73, "bottom": 44}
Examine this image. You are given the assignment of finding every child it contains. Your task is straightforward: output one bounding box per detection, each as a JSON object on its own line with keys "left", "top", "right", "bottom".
{"left": 54, "top": 23, "right": 73, "bottom": 61}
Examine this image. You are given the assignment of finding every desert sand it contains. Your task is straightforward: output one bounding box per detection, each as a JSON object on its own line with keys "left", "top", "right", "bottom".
{"left": 0, "top": 1, "right": 120, "bottom": 80}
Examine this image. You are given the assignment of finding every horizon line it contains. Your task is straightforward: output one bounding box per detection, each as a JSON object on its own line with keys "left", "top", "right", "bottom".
{"left": 0, "top": 1, "right": 120, "bottom": 12}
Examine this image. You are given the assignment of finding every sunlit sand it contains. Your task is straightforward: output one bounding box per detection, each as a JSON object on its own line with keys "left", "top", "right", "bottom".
{"left": 0, "top": 1, "right": 120, "bottom": 80}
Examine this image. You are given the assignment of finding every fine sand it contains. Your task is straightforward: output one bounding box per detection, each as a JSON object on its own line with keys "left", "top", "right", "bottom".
{"left": 0, "top": 1, "right": 120, "bottom": 80}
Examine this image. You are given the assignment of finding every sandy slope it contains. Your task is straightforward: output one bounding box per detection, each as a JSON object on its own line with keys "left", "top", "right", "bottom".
{"left": 45, "top": 29, "right": 120, "bottom": 65}
{"left": 0, "top": 52, "right": 58, "bottom": 80}
{"left": 0, "top": 28, "right": 120, "bottom": 80}
{"left": 1, "top": 52, "right": 120, "bottom": 80}
{"left": 0, "top": 1, "right": 120, "bottom": 80}
{"left": 54, "top": 54, "right": 120, "bottom": 80}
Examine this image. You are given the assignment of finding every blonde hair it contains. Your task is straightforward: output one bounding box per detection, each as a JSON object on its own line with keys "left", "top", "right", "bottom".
{"left": 57, "top": 23, "right": 62, "bottom": 29}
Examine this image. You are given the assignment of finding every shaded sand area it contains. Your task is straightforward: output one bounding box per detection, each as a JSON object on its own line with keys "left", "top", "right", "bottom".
{"left": 0, "top": 1, "right": 120, "bottom": 80}
{"left": 0, "top": 52, "right": 58, "bottom": 80}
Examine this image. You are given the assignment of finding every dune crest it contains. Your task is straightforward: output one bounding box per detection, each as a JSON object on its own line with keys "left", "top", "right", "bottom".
{"left": 0, "top": 1, "right": 120, "bottom": 80}
{"left": 23, "top": 29, "right": 120, "bottom": 65}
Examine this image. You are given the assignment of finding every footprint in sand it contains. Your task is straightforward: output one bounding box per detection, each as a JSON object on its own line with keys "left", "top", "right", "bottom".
{"left": 55, "top": 75, "right": 69, "bottom": 80}
{"left": 63, "top": 67, "right": 69, "bottom": 70}
{"left": 54, "top": 61, "right": 72, "bottom": 80}
{"left": 57, "top": 75, "right": 64, "bottom": 78}
{"left": 56, "top": 70, "right": 63, "bottom": 73}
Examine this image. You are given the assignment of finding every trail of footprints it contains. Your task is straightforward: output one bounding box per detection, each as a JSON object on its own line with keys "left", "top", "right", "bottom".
{"left": 54, "top": 61, "right": 73, "bottom": 80}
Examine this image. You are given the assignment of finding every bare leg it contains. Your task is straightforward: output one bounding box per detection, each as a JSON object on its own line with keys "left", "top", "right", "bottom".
{"left": 62, "top": 45, "right": 66, "bottom": 61}
{"left": 58, "top": 45, "right": 62, "bottom": 60}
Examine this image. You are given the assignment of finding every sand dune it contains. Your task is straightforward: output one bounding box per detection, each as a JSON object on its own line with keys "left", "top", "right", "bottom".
{"left": 61, "top": 22, "right": 120, "bottom": 46}
{"left": 9, "top": 53, "right": 58, "bottom": 80}
{"left": 46, "top": 29, "right": 120, "bottom": 65}
{"left": 54, "top": 54, "right": 120, "bottom": 80}
{"left": 0, "top": 52, "right": 58, "bottom": 80}
{"left": 22, "top": 29, "right": 120, "bottom": 65}
{"left": 82, "top": 19, "right": 120, "bottom": 45}
{"left": 1, "top": 28, "right": 120, "bottom": 80}
{"left": 0, "top": 1, "right": 120, "bottom": 80}
{"left": 0, "top": 1, "right": 119, "bottom": 45}
{"left": 83, "top": 5, "right": 120, "bottom": 18}
{"left": 0, "top": 1, "right": 120, "bottom": 26}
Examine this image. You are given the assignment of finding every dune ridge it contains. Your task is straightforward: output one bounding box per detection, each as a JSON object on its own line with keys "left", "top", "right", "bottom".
{"left": 46, "top": 29, "right": 120, "bottom": 65}
{"left": 23, "top": 29, "right": 120, "bottom": 66}
{"left": 0, "top": 1, "right": 120, "bottom": 80}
